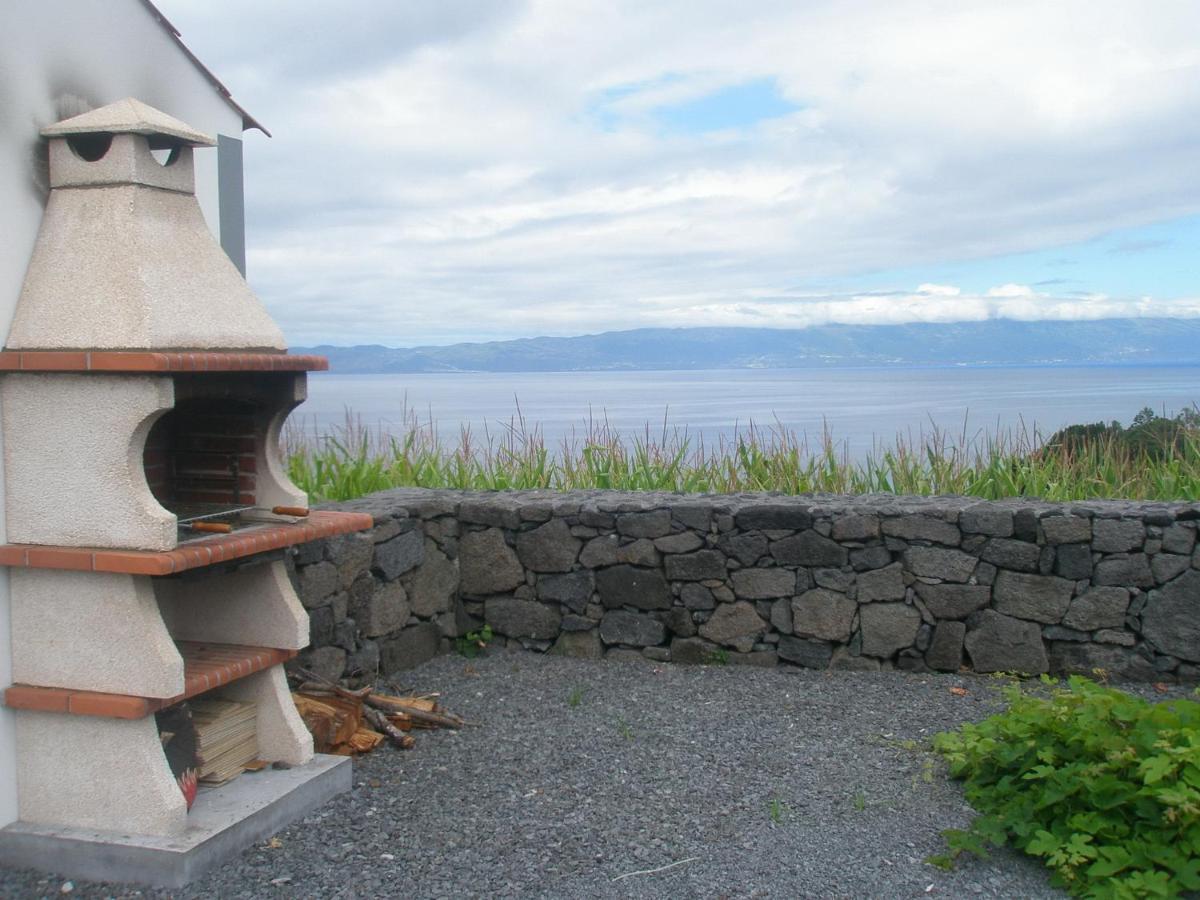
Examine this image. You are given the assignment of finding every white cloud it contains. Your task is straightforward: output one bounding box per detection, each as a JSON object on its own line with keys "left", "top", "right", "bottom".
{"left": 153, "top": 0, "right": 1200, "bottom": 345}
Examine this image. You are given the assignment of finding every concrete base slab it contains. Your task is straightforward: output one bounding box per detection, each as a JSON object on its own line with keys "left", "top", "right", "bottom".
{"left": 0, "top": 753, "right": 351, "bottom": 888}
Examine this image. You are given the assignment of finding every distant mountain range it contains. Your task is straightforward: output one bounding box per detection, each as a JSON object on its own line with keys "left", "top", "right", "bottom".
{"left": 296, "top": 319, "right": 1200, "bottom": 374}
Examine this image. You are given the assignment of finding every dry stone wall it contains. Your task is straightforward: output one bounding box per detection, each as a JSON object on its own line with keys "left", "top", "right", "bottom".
{"left": 287, "top": 489, "right": 1200, "bottom": 684}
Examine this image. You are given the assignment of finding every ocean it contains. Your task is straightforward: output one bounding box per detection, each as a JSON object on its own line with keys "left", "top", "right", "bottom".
{"left": 290, "top": 365, "right": 1200, "bottom": 458}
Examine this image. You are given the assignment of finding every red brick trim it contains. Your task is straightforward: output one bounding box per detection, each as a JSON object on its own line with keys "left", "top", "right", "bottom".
{"left": 2, "top": 644, "right": 297, "bottom": 719}
{"left": 0, "top": 351, "right": 329, "bottom": 373}
{"left": 0, "top": 510, "right": 374, "bottom": 575}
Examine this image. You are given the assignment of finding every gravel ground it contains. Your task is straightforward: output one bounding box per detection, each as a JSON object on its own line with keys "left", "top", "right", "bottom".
{"left": 4, "top": 654, "right": 1188, "bottom": 899}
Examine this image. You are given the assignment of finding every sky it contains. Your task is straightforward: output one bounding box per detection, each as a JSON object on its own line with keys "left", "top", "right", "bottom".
{"left": 155, "top": 0, "right": 1200, "bottom": 347}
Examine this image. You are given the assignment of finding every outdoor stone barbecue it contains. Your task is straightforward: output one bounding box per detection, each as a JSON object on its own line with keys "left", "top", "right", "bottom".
{"left": 294, "top": 488, "right": 1200, "bottom": 684}
{"left": 0, "top": 100, "right": 370, "bottom": 882}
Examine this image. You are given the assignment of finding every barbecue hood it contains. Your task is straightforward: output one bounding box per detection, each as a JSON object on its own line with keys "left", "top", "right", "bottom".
{"left": 6, "top": 98, "right": 285, "bottom": 352}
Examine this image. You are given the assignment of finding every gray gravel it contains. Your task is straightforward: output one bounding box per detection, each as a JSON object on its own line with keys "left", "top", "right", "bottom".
{"left": 9, "top": 653, "right": 1175, "bottom": 899}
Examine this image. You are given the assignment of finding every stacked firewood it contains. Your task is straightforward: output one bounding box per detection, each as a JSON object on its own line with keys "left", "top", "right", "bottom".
{"left": 289, "top": 668, "right": 465, "bottom": 755}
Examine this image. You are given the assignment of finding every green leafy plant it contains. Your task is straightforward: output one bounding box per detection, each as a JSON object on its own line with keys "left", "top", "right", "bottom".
{"left": 852, "top": 790, "right": 867, "bottom": 812}
{"left": 929, "top": 675, "right": 1200, "bottom": 898}
{"left": 285, "top": 403, "right": 1200, "bottom": 504}
{"left": 707, "top": 648, "right": 730, "bottom": 665}
{"left": 455, "top": 624, "right": 493, "bottom": 659}
{"left": 616, "top": 717, "right": 634, "bottom": 740}
{"left": 768, "top": 797, "right": 785, "bottom": 823}
{"left": 567, "top": 686, "right": 585, "bottom": 708}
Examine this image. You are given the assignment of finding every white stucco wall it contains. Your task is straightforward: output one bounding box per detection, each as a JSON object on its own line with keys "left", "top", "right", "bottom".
{"left": 0, "top": 0, "right": 251, "bottom": 828}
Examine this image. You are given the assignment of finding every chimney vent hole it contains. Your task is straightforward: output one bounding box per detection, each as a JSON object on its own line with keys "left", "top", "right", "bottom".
{"left": 65, "top": 133, "right": 113, "bottom": 162}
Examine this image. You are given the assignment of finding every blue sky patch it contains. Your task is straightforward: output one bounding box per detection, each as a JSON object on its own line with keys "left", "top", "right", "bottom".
{"left": 835, "top": 213, "right": 1200, "bottom": 300}
{"left": 589, "top": 76, "right": 800, "bottom": 134}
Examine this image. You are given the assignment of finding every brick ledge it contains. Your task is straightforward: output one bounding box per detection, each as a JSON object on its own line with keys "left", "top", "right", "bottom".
{"left": 0, "top": 510, "right": 374, "bottom": 575}
{"left": 0, "top": 351, "right": 329, "bottom": 373}
{"left": 3, "top": 643, "right": 297, "bottom": 719}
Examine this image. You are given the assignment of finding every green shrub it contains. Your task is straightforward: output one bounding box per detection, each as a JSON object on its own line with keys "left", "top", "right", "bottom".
{"left": 284, "top": 404, "right": 1200, "bottom": 503}
{"left": 930, "top": 676, "right": 1200, "bottom": 898}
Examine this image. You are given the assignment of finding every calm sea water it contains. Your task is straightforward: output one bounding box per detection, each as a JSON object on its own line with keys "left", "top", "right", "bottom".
{"left": 290, "top": 365, "right": 1200, "bottom": 459}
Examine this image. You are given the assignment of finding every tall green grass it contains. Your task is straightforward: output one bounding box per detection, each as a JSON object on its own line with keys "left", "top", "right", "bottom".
{"left": 284, "top": 405, "right": 1200, "bottom": 503}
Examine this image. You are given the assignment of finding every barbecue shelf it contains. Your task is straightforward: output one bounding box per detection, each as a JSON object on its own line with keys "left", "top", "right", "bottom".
{"left": 0, "top": 509, "right": 372, "bottom": 575}
{"left": 0, "top": 350, "right": 329, "bottom": 373}
{"left": 3, "top": 641, "right": 297, "bottom": 718}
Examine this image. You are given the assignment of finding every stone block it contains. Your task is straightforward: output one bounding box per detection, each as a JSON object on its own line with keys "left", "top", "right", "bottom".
{"left": 831, "top": 514, "right": 880, "bottom": 541}
{"left": 515, "top": 519, "right": 580, "bottom": 572}
{"left": 881, "top": 516, "right": 961, "bottom": 546}
{"left": 960, "top": 505, "right": 1014, "bottom": 537}
{"left": 670, "top": 637, "right": 721, "bottom": 665}
{"left": 1161, "top": 524, "right": 1197, "bottom": 555}
{"left": 1094, "top": 554, "right": 1154, "bottom": 588}
{"left": 912, "top": 585, "right": 988, "bottom": 619}
{"left": 698, "top": 601, "right": 767, "bottom": 650}
{"left": 850, "top": 546, "right": 893, "bottom": 571}
{"left": 485, "top": 597, "right": 562, "bottom": 640}
{"left": 297, "top": 561, "right": 338, "bottom": 609}
{"left": 308, "top": 606, "right": 334, "bottom": 647}
{"left": 992, "top": 571, "right": 1074, "bottom": 624}
{"left": 663, "top": 607, "right": 697, "bottom": 637}
{"left": 777, "top": 636, "right": 833, "bottom": 668}
{"left": 302, "top": 645, "right": 346, "bottom": 683}
{"left": 770, "top": 530, "right": 848, "bottom": 567}
{"left": 731, "top": 568, "right": 796, "bottom": 600}
{"left": 600, "top": 610, "right": 666, "bottom": 647}
{"left": 616, "top": 538, "right": 660, "bottom": 567}
{"left": 1049, "top": 642, "right": 1158, "bottom": 681}
{"left": 537, "top": 570, "right": 595, "bottom": 613}
{"left": 655, "top": 532, "right": 704, "bottom": 554}
{"left": 1092, "top": 519, "right": 1145, "bottom": 553}
{"left": 859, "top": 603, "right": 921, "bottom": 657}
{"left": 458, "top": 528, "right": 524, "bottom": 595}
{"left": 326, "top": 533, "right": 374, "bottom": 588}
{"left": 551, "top": 630, "right": 603, "bottom": 659}
{"left": 902, "top": 546, "right": 977, "bottom": 583}
{"left": 405, "top": 541, "right": 458, "bottom": 617}
{"left": 616, "top": 510, "right": 672, "bottom": 538}
{"left": 856, "top": 562, "right": 905, "bottom": 602}
{"left": 1041, "top": 515, "right": 1091, "bottom": 545}
{"left": 1054, "top": 543, "right": 1093, "bottom": 580}
{"left": 345, "top": 640, "right": 380, "bottom": 681}
{"left": 672, "top": 503, "right": 713, "bottom": 531}
{"left": 717, "top": 533, "right": 768, "bottom": 566}
{"left": 359, "top": 582, "right": 410, "bottom": 637}
{"left": 735, "top": 504, "right": 812, "bottom": 531}
{"left": 1062, "top": 587, "right": 1129, "bottom": 631}
{"left": 373, "top": 530, "right": 425, "bottom": 581}
{"left": 596, "top": 565, "right": 672, "bottom": 610}
{"left": 681, "top": 583, "right": 716, "bottom": 609}
{"left": 381, "top": 623, "right": 442, "bottom": 672}
{"left": 1151, "top": 553, "right": 1191, "bottom": 584}
{"left": 925, "top": 621, "right": 966, "bottom": 671}
{"left": 458, "top": 498, "right": 521, "bottom": 529}
{"left": 964, "top": 609, "right": 1047, "bottom": 674}
{"left": 665, "top": 550, "right": 727, "bottom": 581}
{"left": 791, "top": 589, "right": 856, "bottom": 642}
{"left": 980, "top": 538, "right": 1041, "bottom": 573}
{"left": 769, "top": 598, "right": 793, "bottom": 633}
{"left": 1142, "top": 569, "right": 1200, "bottom": 662}
{"left": 830, "top": 648, "right": 880, "bottom": 671}
{"left": 560, "top": 613, "right": 594, "bottom": 632}
{"left": 813, "top": 568, "right": 854, "bottom": 593}
{"left": 579, "top": 535, "right": 620, "bottom": 568}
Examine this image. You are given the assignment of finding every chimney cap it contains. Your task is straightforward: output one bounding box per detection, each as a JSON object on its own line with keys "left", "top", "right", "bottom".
{"left": 41, "top": 98, "right": 216, "bottom": 147}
